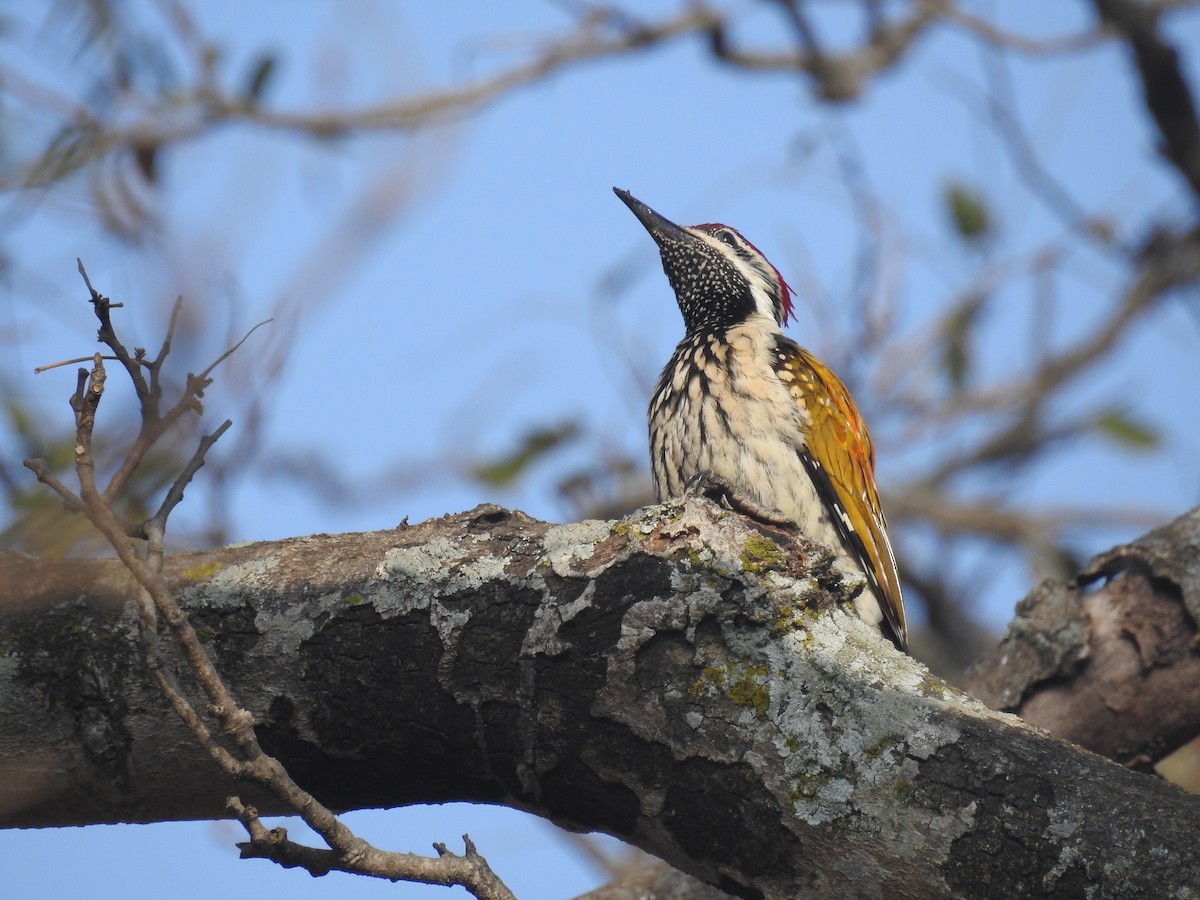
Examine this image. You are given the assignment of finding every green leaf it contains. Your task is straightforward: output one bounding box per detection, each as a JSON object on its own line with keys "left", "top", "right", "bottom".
{"left": 472, "top": 421, "right": 581, "bottom": 487}
{"left": 1093, "top": 409, "right": 1160, "bottom": 450}
{"left": 943, "top": 181, "right": 991, "bottom": 243}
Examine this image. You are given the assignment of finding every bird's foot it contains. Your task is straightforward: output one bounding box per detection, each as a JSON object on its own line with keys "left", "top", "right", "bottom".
{"left": 683, "top": 470, "right": 794, "bottom": 527}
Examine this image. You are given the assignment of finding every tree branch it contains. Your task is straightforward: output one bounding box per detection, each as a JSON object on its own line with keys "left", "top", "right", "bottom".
{"left": 4, "top": 499, "right": 1200, "bottom": 897}
{"left": 966, "top": 505, "right": 1200, "bottom": 771}
{"left": 1093, "top": 0, "right": 1200, "bottom": 200}
{"left": 227, "top": 798, "right": 514, "bottom": 898}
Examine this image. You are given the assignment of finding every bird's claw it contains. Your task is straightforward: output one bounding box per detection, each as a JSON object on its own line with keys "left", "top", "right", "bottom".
{"left": 683, "top": 470, "right": 794, "bottom": 527}
{"left": 683, "top": 469, "right": 719, "bottom": 497}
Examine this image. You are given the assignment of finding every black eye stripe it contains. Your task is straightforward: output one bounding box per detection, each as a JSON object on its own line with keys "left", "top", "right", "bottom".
{"left": 717, "top": 229, "right": 739, "bottom": 248}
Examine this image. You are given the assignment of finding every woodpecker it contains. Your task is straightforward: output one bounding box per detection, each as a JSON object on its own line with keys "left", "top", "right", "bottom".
{"left": 615, "top": 187, "right": 906, "bottom": 651}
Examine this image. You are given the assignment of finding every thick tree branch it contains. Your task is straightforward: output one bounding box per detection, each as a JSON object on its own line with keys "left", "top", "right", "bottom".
{"left": 966, "top": 505, "right": 1200, "bottom": 770}
{"left": 3, "top": 499, "right": 1200, "bottom": 897}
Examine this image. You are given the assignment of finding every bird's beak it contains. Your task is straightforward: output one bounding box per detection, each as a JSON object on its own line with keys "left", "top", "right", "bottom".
{"left": 613, "top": 188, "right": 691, "bottom": 245}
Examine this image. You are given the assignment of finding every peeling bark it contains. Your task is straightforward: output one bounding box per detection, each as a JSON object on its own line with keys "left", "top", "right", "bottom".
{"left": 3, "top": 499, "right": 1200, "bottom": 898}
{"left": 965, "top": 506, "right": 1200, "bottom": 769}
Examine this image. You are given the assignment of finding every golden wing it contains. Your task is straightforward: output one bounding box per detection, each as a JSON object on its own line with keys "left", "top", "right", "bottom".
{"left": 778, "top": 338, "right": 907, "bottom": 650}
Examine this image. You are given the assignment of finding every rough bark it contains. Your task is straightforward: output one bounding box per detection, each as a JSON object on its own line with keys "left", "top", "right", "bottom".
{"left": 3, "top": 498, "right": 1200, "bottom": 898}
{"left": 965, "top": 506, "right": 1200, "bottom": 770}
{"left": 577, "top": 859, "right": 733, "bottom": 899}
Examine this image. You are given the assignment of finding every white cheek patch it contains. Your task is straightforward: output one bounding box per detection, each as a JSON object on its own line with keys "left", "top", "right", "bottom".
{"left": 745, "top": 267, "right": 779, "bottom": 321}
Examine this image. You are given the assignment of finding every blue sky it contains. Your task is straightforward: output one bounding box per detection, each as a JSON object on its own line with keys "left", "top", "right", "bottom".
{"left": 3, "top": 1, "right": 1200, "bottom": 897}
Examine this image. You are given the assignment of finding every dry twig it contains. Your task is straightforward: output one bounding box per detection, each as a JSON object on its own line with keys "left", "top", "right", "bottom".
{"left": 21, "top": 267, "right": 514, "bottom": 898}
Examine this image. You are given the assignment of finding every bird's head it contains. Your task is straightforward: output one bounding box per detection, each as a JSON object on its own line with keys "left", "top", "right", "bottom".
{"left": 614, "top": 187, "right": 794, "bottom": 334}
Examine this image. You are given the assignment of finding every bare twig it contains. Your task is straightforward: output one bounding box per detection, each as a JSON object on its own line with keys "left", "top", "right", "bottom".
{"left": 142, "top": 419, "right": 232, "bottom": 564}
{"left": 936, "top": 4, "right": 1109, "bottom": 55}
{"left": 22, "top": 271, "right": 515, "bottom": 898}
{"left": 228, "top": 799, "right": 515, "bottom": 898}
{"left": 884, "top": 490, "right": 1166, "bottom": 545}
{"left": 22, "top": 458, "right": 86, "bottom": 517}
{"left": 709, "top": 0, "right": 944, "bottom": 100}
{"left": 195, "top": 319, "right": 273, "bottom": 383}
{"left": 77, "top": 260, "right": 148, "bottom": 403}
{"left": 96, "top": 276, "right": 269, "bottom": 504}
{"left": 34, "top": 354, "right": 144, "bottom": 374}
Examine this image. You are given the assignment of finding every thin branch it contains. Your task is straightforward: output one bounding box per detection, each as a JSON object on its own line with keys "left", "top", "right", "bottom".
{"left": 139, "top": 627, "right": 246, "bottom": 772}
{"left": 710, "top": 1, "right": 944, "bottom": 100}
{"left": 148, "top": 420, "right": 232, "bottom": 530}
{"left": 101, "top": 310, "right": 270, "bottom": 505}
{"left": 228, "top": 800, "right": 516, "bottom": 898}
{"left": 885, "top": 491, "right": 1166, "bottom": 544}
{"left": 156, "top": 297, "right": 185, "bottom": 366}
{"left": 195, "top": 319, "right": 273, "bottom": 383}
{"left": 895, "top": 227, "right": 1200, "bottom": 448}
{"left": 968, "top": 48, "right": 1111, "bottom": 247}
{"left": 0, "top": 0, "right": 941, "bottom": 192}
{"left": 142, "top": 419, "right": 232, "bottom": 562}
{"left": 936, "top": 4, "right": 1109, "bottom": 55}
{"left": 1028, "top": 226, "right": 1200, "bottom": 389}
{"left": 1092, "top": 0, "right": 1200, "bottom": 201}
{"left": 78, "top": 259, "right": 149, "bottom": 404}
{"left": 34, "top": 354, "right": 146, "bottom": 374}
{"left": 143, "top": 296, "right": 186, "bottom": 415}
{"left": 922, "top": 412, "right": 1092, "bottom": 485}
{"left": 22, "top": 459, "right": 87, "bottom": 517}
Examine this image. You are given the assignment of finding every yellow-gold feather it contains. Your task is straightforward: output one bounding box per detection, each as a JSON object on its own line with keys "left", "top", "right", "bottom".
{"left": 779, "top": 341, "right": 907, "bottom": 649}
